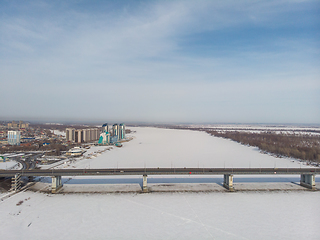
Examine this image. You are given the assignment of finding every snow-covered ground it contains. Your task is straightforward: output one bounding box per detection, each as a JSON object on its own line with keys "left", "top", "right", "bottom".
{"left": 50, "top": 129, "right": 66, "bottom": 137}
{"left": 0, "top": 127, "right": 319, "bottom": 240}
{"left": 0, "top": 161, "right": 20, "bottom": 170}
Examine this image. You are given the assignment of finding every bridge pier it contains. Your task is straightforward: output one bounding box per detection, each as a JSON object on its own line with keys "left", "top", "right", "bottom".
{"left": 223, "top": 174, "right": 234, "bottom": 191}
{"left": 52, "top": 176, "right": 63, "bottom": 193}
{"left": 11, "top": 173, "right": 21, "bottom": 192}
{"left": 142, "top": 174, "right": 148, "bottom": 192}
{"left": 300, "top": 174, "right": 316, "bottom": 190}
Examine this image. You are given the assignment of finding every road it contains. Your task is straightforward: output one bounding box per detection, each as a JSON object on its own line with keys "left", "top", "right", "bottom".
{"left": 8, "top": 152, "right": 42, "bottom": 170}
{"left": 0, "top": 167, "right": 319, "bottom": 177}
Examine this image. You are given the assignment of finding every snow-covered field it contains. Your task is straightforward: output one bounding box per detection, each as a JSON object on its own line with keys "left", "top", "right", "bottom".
{"left": 0, "top": 127, "right": 319, "bottom": 240}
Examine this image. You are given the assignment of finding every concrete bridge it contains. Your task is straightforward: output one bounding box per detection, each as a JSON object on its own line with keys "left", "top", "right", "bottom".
{"left": 1, "top": 168, "right": 318, "bottom": 193}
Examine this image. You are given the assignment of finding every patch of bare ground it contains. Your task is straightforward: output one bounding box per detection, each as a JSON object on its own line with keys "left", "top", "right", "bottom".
{"left": 0, "top": 177, "right": 13, "bottom": 191}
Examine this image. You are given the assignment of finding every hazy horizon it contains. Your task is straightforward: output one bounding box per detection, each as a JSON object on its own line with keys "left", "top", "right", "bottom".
{"left": 1, "top": 0, "right": 319, "bottom": 124}
{"left": 1, "top": 117, "right": 320, "bottom": 127}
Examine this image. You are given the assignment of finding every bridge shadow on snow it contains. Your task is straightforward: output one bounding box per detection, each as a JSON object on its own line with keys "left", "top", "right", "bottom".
{"left": 57, "top": 175, "right": 319, "bottom": 187}
{"left": 65, "top": 177, "right": 223, "bottom": 185}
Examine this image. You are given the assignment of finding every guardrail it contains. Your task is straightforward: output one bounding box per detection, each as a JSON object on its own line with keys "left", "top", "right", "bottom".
{"left": 0, "top": 167, "right": 319, "bottom": 177}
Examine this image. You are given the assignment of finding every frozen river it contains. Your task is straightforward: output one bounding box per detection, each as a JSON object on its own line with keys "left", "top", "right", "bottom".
{"left": 61, "top": 127, "right": 308, "bottom": 169}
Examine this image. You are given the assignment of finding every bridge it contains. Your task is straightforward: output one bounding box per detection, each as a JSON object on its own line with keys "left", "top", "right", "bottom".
{"left": 1, "top": 167, "right": 318, "bottom": 193}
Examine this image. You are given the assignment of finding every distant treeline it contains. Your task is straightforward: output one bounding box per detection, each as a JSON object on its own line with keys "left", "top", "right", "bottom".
{"left": 206, "top": 130, "right": 320, "bottom": 163}
{"left": 169, "top": 126, "right": 320, "bottom": 163}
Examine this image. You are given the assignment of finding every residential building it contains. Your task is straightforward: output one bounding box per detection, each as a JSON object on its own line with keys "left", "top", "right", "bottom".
{"left": 7, "top": 121, "right": 29, "bottom": 129}
{"left": 66, "top": 128, "right": 75, "bottom": 142}
{"left": 66, "top": 128, "right": 100, "bottom": 143}
{"left": 8, "top": 131, "right": 21, "bottom": 145}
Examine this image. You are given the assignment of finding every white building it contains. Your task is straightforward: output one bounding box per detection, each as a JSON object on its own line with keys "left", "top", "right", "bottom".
{"left": 98, "top": 131, "right": 110, "bottom": 145}
{"left": 66, "top": 147, "right": 85, "bottom": 157}
{"left": 8, "top": 131, "right": 21, "bottom": 145}
{"left": 119, "top": 123, "right": 125, "bottom": 140}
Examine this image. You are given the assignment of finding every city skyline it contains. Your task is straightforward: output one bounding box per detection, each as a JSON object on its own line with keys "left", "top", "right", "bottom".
{"left": 1, "top": 0, "right": 319, "bottom": 124}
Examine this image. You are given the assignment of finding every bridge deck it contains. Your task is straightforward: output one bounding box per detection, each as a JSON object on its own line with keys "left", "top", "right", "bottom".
{"left": 0, "top": 168, "right": 319, "bottom": 177}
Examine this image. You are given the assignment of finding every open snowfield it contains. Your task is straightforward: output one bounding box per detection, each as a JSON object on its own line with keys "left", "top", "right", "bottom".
{"left": 1, "top": 127, "right": 319, "bottom": 239}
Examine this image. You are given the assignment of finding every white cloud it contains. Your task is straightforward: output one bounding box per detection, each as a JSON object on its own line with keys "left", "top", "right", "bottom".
{"left": 0, "top": 0, "right": 319, "bottom": 123}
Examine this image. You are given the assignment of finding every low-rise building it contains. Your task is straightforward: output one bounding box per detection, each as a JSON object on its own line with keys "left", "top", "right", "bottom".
{"left": 66, "top": 147, "right": 85, "bottom": 157}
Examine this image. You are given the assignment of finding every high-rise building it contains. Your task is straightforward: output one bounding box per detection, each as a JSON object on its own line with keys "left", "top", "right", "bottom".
{"left": 98, "top": 131, "right": 110, "bottom": 145}
{"left": 7, "top": 121, "right": 29, "bottom": 129}
{"left": 112, "top": 124, "right": 119, "bottom": 139}
{"left": 119, "top": 123, "right": 125, "bottom": 140}
{"left": 8, "top": 131, "right": 21, "bottom": 145}
{"left": 83, "top": 129, "right": 90, "bottom": 142}
{"left": 7, "top": 121, "right": 18, "bottom": 129}
{"left": 75, "top": 130, "right": 83, "bottom": 143}
{"left": 99, "top": 123, "right": 126, "bottom": 142}
{"left": 66, "top": 128, "right": 75, "bottom": 142}
{"left": 66, "top": 128, "right": 100, "bottom": 143}
{"left": 20, "top": 122, "right": 29, "bottom": 129}
{"left": 102, "top": 123, "right": 109, "bottom": 132}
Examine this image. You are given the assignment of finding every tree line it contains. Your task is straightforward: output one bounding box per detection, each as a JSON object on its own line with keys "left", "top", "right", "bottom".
{"left": 206, "top": 130, "right": 320, "bottom": 163}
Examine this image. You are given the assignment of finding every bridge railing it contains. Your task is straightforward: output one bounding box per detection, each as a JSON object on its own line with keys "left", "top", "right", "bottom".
{"left": 1, "top": 168, "right": 318, "bottom": 193}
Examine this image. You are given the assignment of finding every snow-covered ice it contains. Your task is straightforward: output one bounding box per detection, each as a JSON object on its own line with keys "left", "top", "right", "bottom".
{"left": 58, "top": 127, "right": 307, "bottom": 170}
{"left": 0, "top": 191, "right": 319, "bottom": 240}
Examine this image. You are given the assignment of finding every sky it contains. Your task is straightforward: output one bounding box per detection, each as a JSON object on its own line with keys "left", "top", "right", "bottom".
{"left": 0, "top": 0, "right": 319, "bottom": 124}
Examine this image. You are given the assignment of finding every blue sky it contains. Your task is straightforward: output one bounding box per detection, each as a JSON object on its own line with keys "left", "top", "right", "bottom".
{"left": 0, "top": 0, "right": 319, "bottom": 124}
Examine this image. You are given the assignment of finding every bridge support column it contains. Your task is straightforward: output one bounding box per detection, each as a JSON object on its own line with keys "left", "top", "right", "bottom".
{"left": 223, "top": 174, "right": 234, "bottom": 191}
{"left": 142, "top": 174, "right": 148, "bottom": 193}
{"left": 52, "top": 176, "right": 63, "bottom": 193}
{"left": 11, "top": 173, "right": 21, "bottom": 192}
{"left": 300, "top": 174, "right": 316, "bottom": 190}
